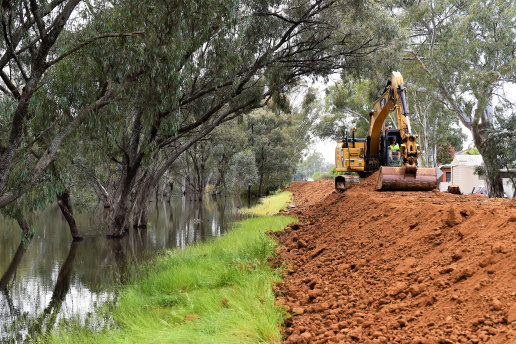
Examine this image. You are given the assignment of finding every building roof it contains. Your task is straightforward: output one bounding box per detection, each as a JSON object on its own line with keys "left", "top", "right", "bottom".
{"left": 450, "top": 154, "right": 484, "bottom": 167}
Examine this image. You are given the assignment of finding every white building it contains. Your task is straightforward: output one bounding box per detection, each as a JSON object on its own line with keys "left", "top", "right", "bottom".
{"left": 439, "top": 152, "right": 514, "bottom": 199}
{"left": 450, "top": 154, "right": 485, "bottom": 194}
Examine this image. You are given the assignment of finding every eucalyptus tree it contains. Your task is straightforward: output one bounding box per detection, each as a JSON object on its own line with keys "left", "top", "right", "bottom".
{"left": 314, "top": 78, "right": 376, "bottom": 141}
{"left": 0, "top": 0, "right": 142, "bottom": 213}
{"left": 245, "top": 108, "right": 309, "bottom": 196}
{"left": 480, "top": 113, "right": 516, "bottom": 190}
{"left": 207, "top": 123, "right": 248, "bottom": 193}
{"left": 0, "top": 0, "right": 81, "bottom": 213}
{"left": 408, "top": 87, "right": 466, "bottom": 166}
{"left": 229, "top": 150, "right": 258, "bottom": 204}
{"left": 401, "top": 0, "right": 516, "bottom": 196}
{"left": 66, "top": 0, "right": 393, "bottom": 237}
{"left": 173, "top": 121, "right": 247, "bottom": 196}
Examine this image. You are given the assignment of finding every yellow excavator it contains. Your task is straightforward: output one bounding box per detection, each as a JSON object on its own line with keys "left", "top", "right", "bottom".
{"left": 334, "top": 71, "right": 437, "bottom": 192}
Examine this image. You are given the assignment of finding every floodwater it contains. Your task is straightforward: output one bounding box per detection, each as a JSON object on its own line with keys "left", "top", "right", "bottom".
{"left": 0, "top": 196, "right": 245, "bottom": 342}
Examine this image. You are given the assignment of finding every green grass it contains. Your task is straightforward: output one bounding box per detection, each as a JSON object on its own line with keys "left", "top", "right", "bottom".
{"left": 240, "top": 191, "right": 292, "bottom": 216}
{"left": 43, "top": 192, "right": 294, "bottom": 344}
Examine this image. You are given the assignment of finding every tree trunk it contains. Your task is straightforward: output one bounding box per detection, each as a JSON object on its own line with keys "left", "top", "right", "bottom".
{"left": 432, "top": 144, "right": 437, "bottom": 167}
{"left": 247, "top": 185, "right": 251, "bottom": 207}
{"left": 134, "top": 190, "right": 150, "bottom": 229}
{"left": 17, "top": 218, "right": 34, "bottom": 247}
{"left": 473, "top": 126, "right": 504, "bottom": 198}
{"left": 167, "top": 182, "right": 173, "bottom": 202}
{"left": 258, "top": 173, "right": 264, "bottom": 197}
{"left": 56, "top": 189, "right": 83, "bottom": 241}
{"left": 479, "top": 150, "right": 505, "bottom": 197}
{"left": 108, "top": 167, "right": 139, "bottom": 238}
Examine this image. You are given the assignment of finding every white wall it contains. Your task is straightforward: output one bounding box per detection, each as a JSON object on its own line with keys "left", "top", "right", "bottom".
{"left": 451, "top": 165, "right": 484, "bottom": 194}
{"left": 503, "top": 178, "right": 515, "bottom": 199}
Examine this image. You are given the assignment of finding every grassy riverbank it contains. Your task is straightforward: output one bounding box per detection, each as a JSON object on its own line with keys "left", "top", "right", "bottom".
{"left": 44, "top": 193, "right": 294, "bottom": 344}
{"left": 241, "top": 191, "right": 292, "bottom": 216}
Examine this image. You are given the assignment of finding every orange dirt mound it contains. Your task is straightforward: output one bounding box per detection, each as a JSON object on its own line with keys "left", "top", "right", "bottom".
{"left": 277, "top": 176, "right": 516, "bottom": 344}
{"left": 286, "top": 180, "right": 334, "bottom": 208}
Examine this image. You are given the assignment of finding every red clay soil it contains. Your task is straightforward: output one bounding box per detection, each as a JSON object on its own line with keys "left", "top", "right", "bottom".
{"left": 275, "top": 174, "right": 516, "bottom": 344}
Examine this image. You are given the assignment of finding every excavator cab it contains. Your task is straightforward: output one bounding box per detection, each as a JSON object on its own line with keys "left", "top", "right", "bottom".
{"left": 380, "top": 130, "right": 403, "bottom": 167}
{"left": 377, "top": 129, "right": 437, "bottom": 191}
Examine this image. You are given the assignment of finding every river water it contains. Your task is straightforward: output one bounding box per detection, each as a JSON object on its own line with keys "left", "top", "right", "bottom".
{"left": 0, "top": 196, "right": 245, "bottom": 342}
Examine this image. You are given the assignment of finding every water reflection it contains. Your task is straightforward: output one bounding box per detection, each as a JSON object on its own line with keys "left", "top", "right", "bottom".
{"left": 28, "top": 241, "right": 80, "bottom": 338}
{"left": 0, "top": 195, "right": 243, "bottom": 342}
{"left": 1, "top": 241, "right": 27, "bottom": 324}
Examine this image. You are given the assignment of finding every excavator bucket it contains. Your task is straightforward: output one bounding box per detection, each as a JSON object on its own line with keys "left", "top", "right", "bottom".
{"left": 376, "top": 166, "right": 437, "bottom": 191}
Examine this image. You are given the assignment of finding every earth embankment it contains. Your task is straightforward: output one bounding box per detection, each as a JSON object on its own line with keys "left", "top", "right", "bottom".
{"left": 276, "top": 174, "right": 516, "bottom": 344}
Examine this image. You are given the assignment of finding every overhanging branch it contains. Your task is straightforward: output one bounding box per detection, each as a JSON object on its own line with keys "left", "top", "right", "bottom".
{"left": 46, "top": 31, "right": 144, "bottom": 67}
{"left": 404, "top": 49, "right": 473, "bottom": 127}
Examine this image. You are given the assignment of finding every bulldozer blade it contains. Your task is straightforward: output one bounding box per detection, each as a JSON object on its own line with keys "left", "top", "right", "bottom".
{"left": 376, "top": 166, "right": 437, "bottom": 191}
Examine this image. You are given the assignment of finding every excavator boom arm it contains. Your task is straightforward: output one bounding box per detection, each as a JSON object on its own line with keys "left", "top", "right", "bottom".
{"left": 369, "top": 71, "right": 421, "bottom": 171}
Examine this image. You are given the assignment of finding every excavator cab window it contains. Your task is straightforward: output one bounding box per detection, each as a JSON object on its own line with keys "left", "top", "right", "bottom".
{"left": 382, "top": 130, "right": 402, "bottom": 167}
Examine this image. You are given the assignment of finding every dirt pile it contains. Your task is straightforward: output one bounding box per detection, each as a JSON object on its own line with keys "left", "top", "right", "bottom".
{"left": 286, "top": 179, "right": 334, "bottom": 209}
{"left": 277, "top": 174, "right": 516, "bottom": 344}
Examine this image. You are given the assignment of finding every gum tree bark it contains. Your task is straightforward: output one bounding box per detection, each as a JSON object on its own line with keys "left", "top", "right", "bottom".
{"left": 56, "top": 189, "right": 82, "bottom": 241}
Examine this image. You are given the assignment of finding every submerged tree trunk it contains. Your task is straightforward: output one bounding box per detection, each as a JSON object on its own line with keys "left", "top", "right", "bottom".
{"left": 56, "top": 189, "right": 83, "bottom": 241}
{"left": 108, "top": 167, "right": 139, "bottom": 238}
{"left": 133, "top": 186, "right": 151, "bottom": 229}
{"left": 167, "top": 182, "right": 174, "bottom": 202}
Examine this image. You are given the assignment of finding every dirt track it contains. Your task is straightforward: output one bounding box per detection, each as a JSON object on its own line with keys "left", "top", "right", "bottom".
{"left": 275, "top": 174, "right": 516, "bottom": 344}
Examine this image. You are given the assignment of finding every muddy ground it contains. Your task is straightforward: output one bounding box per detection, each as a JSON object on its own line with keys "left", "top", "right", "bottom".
{"left": 274, "top": 174, "right": 516, "bottom": 344}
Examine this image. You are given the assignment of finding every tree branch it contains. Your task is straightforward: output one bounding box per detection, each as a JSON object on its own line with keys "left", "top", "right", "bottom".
{"left": 0, "top": 82, "right": 117, "bottom": 208}
{"left": 46, "top": 31, "right": 144, "bottom": 68}
{"left": 404, "top": 49, "right": 472, "bottom": 127}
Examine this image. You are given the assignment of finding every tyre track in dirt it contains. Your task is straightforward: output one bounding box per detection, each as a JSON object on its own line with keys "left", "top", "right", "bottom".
{"left": 274, "top": 174, "right": 516, "bottom": 344}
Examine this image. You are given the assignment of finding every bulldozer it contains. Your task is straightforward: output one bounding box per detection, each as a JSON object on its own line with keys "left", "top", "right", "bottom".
{"left": 334, "top": 71, "right": 437, "bottom": 192}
